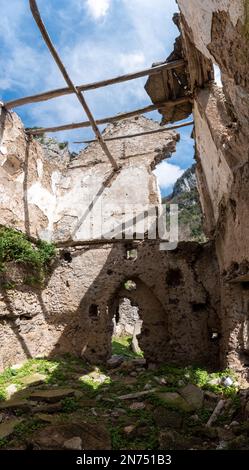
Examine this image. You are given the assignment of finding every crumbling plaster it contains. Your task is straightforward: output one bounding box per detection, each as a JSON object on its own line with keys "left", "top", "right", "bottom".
{"left": 0, "top": 108, "right": 178, "bottom": 243}
{"left": 177, "top": 1, "right": 244, "bottom": 61}
{"left": 176, "top": 0, "right": 249, "bottom": 374}
{"left": 0, "top": 106, "right": 221, "bottom": 372}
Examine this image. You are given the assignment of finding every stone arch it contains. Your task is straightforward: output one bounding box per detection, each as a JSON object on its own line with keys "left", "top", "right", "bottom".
{"left": 108, "top": 277, "right": 169, "bottom": 363}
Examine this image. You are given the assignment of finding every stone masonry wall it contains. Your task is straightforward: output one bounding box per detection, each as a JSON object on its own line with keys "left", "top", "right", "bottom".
{"left": 0, "top": 106, "right": 222, "bottom": 372}
{"left": 113, "top": 298, "right": 140, "bottom": 338}
{"left": 0, "top": 108, "right": 178, "bottom": 243}
{"left": 0, "top": 240, "right": 220, "bottom": 371}
{"left": 177, "top": 0, "right": 249, "bottom": 375}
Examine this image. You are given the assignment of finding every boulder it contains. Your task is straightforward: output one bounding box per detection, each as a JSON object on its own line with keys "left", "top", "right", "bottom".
{"left": 0, "top": 418, "right": 23, "bottom": 439}
{"left": 31, "top": 423, "right": 111, "bottom": 450}
{"left": 20, "top": 373, "right": 46, "bottom": 387}
{"left": 5, "top": 384, "right": 18, "bottom": 400}
{"left": 179, "top": 384, "right": 204, "bottom": 410}
{"left": 32, "top": 402, "right": 63, "bottom": 414}
{"left": 124, "top": 425, "right": 136, "bottom": 435}
{"left": 36, "top": 414, "right": 58, "bottom": 424}
{"left": 131, "top": 358, "right": 146, "bottom": 367}
{"left": 107, "top": 355, "right": 124, "bottom": 368}
{"left": 0, "top": 399, "right": 30, "bottom": 411}
{"left": 29, "top": 388, "right": 75, "bottom": 403}
{"left": 64, "top": 437, "right": 82, "bottom": 450}
{"left": 156, "top": 392, "right": 192, "bottom": 412}
{"left": 129, "top": 402, "right": 146, "bottom": 410}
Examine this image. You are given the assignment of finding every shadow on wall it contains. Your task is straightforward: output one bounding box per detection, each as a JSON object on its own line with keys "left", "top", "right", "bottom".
{"left": 0, "top": 287, "right": 33, "bottom": 360}
{"left": 58, "top": 242, "right": 220, "bottom": 369}
{"left": 0, "top": 240, "right": 222, "bottom": 371}
{"left": 50, "top": 250, "right": 170, "bottom": 365}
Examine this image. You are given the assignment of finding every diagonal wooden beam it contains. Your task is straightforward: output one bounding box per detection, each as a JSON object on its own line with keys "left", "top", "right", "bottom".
{"left": 26, "top": 97, "right": 191, "bottom": 135}
{"left": 4, "top": 60, "right": 185, "bottom": 110}
{"left": 29, "top": 0, "right": 118, "bottom": 170}
{"left": 73, "top": 120, "right": 194, "bottom": 144}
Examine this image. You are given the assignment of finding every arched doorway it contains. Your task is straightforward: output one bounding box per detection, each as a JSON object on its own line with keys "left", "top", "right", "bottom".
{"left": 108, "top": 278, "right": 169, "bottom": 363}
{"left": 112, "top": 291, "right": 143, "bottom": 357}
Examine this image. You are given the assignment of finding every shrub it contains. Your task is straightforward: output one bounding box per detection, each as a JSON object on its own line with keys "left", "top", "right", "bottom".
{"left": 58, "top": 141, "right": 68, "bottom": 150}
{"left": 0, "top": 227, "right": 56, "bottom": 285}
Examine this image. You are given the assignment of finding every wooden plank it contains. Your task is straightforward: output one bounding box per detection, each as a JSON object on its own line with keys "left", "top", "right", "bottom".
{"left": 26, "top": 97, "right": 191, "bottom": 135}
{"left": 117, "top": 389, "right": 158, "bottom": 400}
{"left": 29, "top": 0, "right": 118, "bottom": 170}
{"left": 168, "top": 70, "right": 177, "bottom": 99}
{"left": 73, "top": 120, "right": 194, "bottom": 144}
{"left": 4, "top": 60, "right": 185, "bottom": 110}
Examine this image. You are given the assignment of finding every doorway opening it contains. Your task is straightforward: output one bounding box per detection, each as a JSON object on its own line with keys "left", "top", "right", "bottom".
{"left": 112, "top": 292, "right": 143, "bottom": 358}
{"left": 108, "top": 277, "right": 168, "bottom": 363}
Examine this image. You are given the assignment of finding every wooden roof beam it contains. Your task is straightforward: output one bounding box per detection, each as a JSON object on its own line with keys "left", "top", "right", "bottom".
{"left": 29, "top": 0, "right": 118, "bottom": 170}
{"left": 73, "top": 120, "right": 194, "bottom": 144}
{"left": 4, "top": 60, "right": 185, "bottom": 110}
{"left": 26, "top": 97, "right": 192, "bottom": 135}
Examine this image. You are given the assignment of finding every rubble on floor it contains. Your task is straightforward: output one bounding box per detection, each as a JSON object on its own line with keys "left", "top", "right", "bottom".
{"left": 0, "top": 341, "right": 248, "bottom": 450}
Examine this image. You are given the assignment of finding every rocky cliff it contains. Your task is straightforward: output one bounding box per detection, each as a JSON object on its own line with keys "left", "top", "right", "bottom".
{"left": 164, "top": 164, "right": 205, "bottom": 242}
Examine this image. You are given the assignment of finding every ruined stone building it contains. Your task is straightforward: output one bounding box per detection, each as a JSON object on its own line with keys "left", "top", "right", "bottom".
{"left": 0, "top": 1, "right": 249, "bottom": 382}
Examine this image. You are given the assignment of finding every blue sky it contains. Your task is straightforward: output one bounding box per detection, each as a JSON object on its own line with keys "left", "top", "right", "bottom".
{"left": 0, "top": 0, "right": 195, "bottom": 196}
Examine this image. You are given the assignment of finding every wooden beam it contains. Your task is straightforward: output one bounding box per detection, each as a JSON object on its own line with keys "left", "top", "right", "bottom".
{"left": 4, "top": 60, "right": 185, "bottom": 110}
{"left": 29, "top": 0, "right": 118, "bottom": 170}
{"left": 26, "top": 97, "right": 191, "bottom": 135}
{"left": 73, "top": 120, "right": 194, "bottom": 144}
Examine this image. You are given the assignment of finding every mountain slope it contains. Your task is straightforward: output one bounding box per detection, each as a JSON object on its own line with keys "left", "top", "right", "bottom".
{"left": 163, "top": 164, "right": 206, "bottom": 242}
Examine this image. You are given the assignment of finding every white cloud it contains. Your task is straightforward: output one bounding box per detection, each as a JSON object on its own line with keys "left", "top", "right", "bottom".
{"left": 153, "top": 161, "right": 184, "bottom": 190}
{"left": 86, "top": 0, "right": 111, "bottom": 19}
{"left": 121, "top": 0, "right": 178, "bottom": 59}
{"left": 0, "top": 0, "right": 181, "bottom": 148}
{"left": 119, "top": 52, "right": 146, "bottom": 73}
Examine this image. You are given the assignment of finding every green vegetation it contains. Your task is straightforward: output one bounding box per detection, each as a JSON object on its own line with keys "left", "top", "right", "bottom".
{"left": 110, "top": 405, "right": 158, "bottom": 450}
{"left": 0, "top": 438, "right": 8, "bottom": 449}
{"left": 0, "top": 355, "right": 87, "bottom": 404}
{"left": 0, "top": 281, "right": 16, "bottom": 290}
{"left": 112, "top": 335, "right": 143, "bottom": 358}
{"left": 178, "top": 189, "right": 206, "bottom": 242}
{"left": 0, "top": 350, "right": 243, "bottom": 450}
{"left": 61, "top": 397, "right": 79, "bottom": 413}
{"left": 58, "top": 141, "right": 68, "bottom": 150}
{"left": 164, "top": 164, "right": 206, "bottom": 243}
{"left": 165, "top": 188, "right": 205, "bottom": 242}
{"left": 110, "top": 425, "right": 127, "bottom": 450}
{"left": 0, "top": 227, "right": 56, "bottom": 285}
{"left": 146, "top": 364, "right": 238, "bottom": 398}
{"left": 124, "top": 280, "right": 137, "bottom": 291}
{"left": 0, "top": 388, "right": 6, "bottom": 401}
{"left": 13, "top": 419, "right": 44, "bottom": 438}
{"left": 79, "top": 371, "right": 111, "bottom": 391}
{"left": 25, "top": 127, "right": 45, "bottom": 144}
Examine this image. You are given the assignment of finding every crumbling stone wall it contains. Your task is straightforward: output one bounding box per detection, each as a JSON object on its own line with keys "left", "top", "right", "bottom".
{"left": 0, "top": 240, "right": 220, "bottom": 371}
{"left": 112, "top": 297, "right": 140, "bottom": 337}
{"left": 0, "top": 66, "right": 222, "bottom": 373}
{"left": 176, "top": 0, "right": 249, "bottom": 374}
{"left": 0, "top": 108, "right": 178, "bottom": 242}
